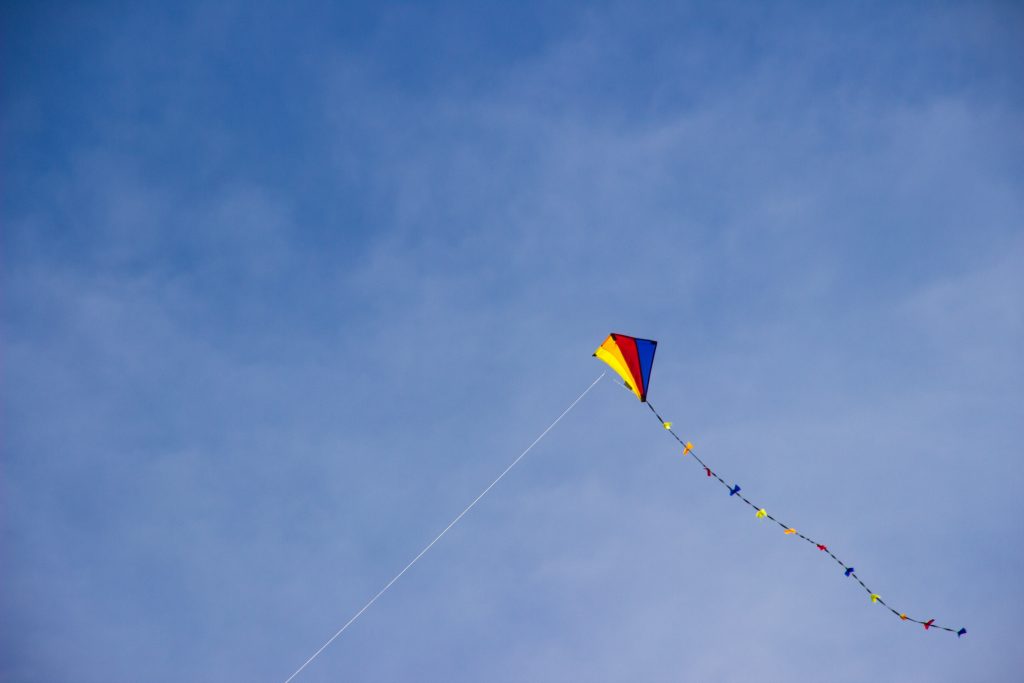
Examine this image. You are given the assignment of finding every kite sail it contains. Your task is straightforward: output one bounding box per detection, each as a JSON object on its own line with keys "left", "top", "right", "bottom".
{"left": 596, "top": 332, "right": 966, "bottom": 638}
{"left": 593, "top": 333, "right": 657, "bottom": 402}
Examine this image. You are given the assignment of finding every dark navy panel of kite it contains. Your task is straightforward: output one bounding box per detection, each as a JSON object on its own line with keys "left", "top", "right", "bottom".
{"left": 634, "top": 337, "right": 657, "bottom": 401}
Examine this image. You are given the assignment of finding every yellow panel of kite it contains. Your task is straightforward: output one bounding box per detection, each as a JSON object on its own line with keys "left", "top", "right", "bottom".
{"left": 595, "top": 343, "right": 640, "bottom": 399}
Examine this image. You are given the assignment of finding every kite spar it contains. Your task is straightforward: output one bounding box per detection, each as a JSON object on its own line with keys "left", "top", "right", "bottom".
{"left": 594, "top": 332, "right": 966, "bottom": 637}
{"left": 282, "top": 372, "right": 606, "bottom": 683}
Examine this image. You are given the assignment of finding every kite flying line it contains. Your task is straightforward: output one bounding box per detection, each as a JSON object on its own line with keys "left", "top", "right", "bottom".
{"left": 594, "top": 332, "right": 966, "bottom": 638}
{"left": 282, "top": 372, "right": 606, "bottom": 683}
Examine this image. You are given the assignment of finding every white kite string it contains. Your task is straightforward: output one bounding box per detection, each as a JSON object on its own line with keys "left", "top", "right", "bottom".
{"left": 282, "top": 372, "right": 606, "bottom": 683}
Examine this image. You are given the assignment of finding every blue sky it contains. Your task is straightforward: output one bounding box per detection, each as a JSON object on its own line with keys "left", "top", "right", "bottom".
{"left": 3, "top": 2, "right": 1022, "bottom": 681}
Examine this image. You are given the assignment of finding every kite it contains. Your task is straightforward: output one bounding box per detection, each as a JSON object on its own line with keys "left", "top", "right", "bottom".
{"left": 593, "top": 333, "right": 657, "bottom": 402}
{"left": 284, "top": 334, "right": 966, "bottom": 682}
{"left": 594, "top": 332, "right": 966, "bottom": 637}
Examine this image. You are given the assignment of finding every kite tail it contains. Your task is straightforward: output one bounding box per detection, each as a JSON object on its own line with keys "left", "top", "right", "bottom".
{"left": 645, "top": 401, "right": 965, "bottom": 637}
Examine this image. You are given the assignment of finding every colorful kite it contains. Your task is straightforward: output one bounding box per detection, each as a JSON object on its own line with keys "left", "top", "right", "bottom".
{"left": 284, "top": 334, "right": 967, "bottom": 682}
{"left": 593, "top": 333, "right": 657, "bottom": 402}
{"left": 594, "top": 332, "right": 966, "bottom": 638}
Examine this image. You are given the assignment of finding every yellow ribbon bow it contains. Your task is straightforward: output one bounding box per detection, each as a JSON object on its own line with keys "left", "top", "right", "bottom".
{"left": 870, "top": 594, "right": 881, "bottom": 603}
{"left": 663, "top": 421, "right": 672, "bottom": 430}
{"left": 755, "top": 509, "right": 767, "bottom": 519}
